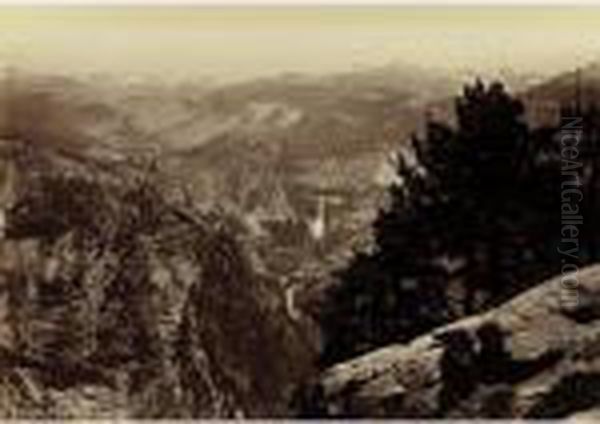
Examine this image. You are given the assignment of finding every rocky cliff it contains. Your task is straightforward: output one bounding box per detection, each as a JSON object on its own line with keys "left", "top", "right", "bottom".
{"left": 0, "top": 141, "right": 315, "bottom": 418}
{"left": 301, "top": 265, "right": 600, "bottom": 419}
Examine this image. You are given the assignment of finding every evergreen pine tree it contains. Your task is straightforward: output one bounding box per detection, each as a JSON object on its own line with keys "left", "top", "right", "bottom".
{"left": 319, "top": 80, "right": 567, "bottom": 365}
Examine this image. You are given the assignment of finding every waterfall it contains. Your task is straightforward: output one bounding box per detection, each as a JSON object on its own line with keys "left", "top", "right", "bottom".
{"left": 308, "top": 195, "right": 326, "bottom": 241}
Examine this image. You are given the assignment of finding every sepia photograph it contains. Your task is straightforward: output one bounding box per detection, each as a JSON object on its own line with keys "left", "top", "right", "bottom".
{"left": 0, "top": 3, "right": 599, "bottom": 419}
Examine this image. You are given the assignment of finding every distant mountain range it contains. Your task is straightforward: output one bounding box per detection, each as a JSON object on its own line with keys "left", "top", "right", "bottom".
{"left": 1, "top": 64, "right": 560, "bottom": 295}
{"left": 3, "top": 64, "right": 459, "bottom": 235}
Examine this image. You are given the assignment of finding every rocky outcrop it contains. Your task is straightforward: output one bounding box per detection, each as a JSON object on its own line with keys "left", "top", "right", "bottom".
{"left": 304, "top": 265, "right": 600, "bottom": 418}
{"left": 0, "top": 143, "right": 315, "bottom": 418}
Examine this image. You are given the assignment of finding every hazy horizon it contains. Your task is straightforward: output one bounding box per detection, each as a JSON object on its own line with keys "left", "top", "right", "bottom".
{"left": 0, "top": 7, "right": 599, "bottom": 84}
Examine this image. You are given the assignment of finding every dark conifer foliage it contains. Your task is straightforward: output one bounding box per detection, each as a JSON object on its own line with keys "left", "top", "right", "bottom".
{"left": 318, "top": 80, "right": 595, "bottom": 365}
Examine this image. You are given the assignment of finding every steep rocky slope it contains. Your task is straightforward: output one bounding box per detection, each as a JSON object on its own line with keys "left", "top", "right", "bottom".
{"left": 301, "top": 264, "right": 600, "bottom": 419}
{"left": 0, "top": 141, "right": 314, "bottom": 418}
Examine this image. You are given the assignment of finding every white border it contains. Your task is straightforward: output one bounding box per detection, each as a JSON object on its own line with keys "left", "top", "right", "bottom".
{"left": 0, "top": 0, "right": 599, "bottom": 5}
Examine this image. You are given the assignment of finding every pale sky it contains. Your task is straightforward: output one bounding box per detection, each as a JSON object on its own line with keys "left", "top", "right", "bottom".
{"left": 1, "top": 7, "right": 600, "bottom": 82}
